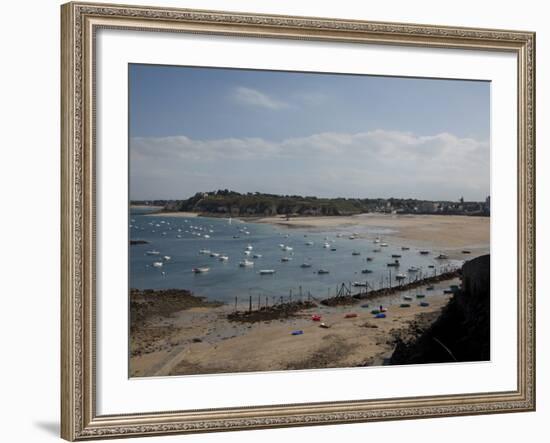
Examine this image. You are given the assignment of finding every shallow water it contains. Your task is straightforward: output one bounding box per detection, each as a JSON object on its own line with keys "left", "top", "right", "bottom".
{"left": 129, "top": 209, "right": 462, "bottom": 304}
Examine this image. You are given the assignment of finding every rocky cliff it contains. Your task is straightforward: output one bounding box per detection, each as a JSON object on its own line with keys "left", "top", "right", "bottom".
{"left": 390, "top": 254, "right": 490, "bottom": 364}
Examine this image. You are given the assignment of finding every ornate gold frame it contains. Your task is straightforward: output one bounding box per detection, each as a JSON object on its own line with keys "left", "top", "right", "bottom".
{"left": 61, "top": 2, "right": 536, "bottom": 440}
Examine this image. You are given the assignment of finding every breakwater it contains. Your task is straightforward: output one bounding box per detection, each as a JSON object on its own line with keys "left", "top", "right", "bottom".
{"left": 320, "top": 269, "right": 460, "bottom": 307}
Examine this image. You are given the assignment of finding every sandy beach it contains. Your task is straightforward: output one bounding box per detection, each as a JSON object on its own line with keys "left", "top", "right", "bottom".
{"left": 129, "top": 212, "right": 488, "bottom": 377}
{"left": 254, "top": 213, "right": 489, "bottom": 259}
{"left": 130, "top": 280, "right": 456, "bottom": 377}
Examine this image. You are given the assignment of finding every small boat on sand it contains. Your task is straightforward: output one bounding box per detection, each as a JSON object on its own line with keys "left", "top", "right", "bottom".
{"left": 462, "top": 250, "right": 472, "bottom": 254}
{"left": 319, "top": 322, "right": 330, "bottom": 329}
{"left": 380, "top": 243, "right": 389, "bottom": 247}
{"left": 401, "top": 246, "right": 410, "bottom": 250}
{"left": 420, "top": 250, "right": 430, "bottom": 255}
{"left": 374, "top": 313, "right": 387, "bottom": 319}
{"left": 259, "top": 269, "right": 275, "bottom": 275}
{"left": 345, "top": 313, "right": 358, "bottom": 319}
{"left": 416, "top": 294, "right": 426, "bottom": 298}
{"left": 192, "top": 266, "right": 210, "bottom": 273}
{"left": 400, "top": 303, "right": 411, "bottom": 308}
{"left": 239, "top": 260, "right": 254, "bottom": 267}
{"left": 419, "top": 302, "right": 430, "bottom": 307}
{"left": 403, "top": 296, "right": 413, "bottom": 301}
{"left": 311, "top": 314, "right": 321, "bottom": 321}
{"left": 291, "top": 330, "right": 304, "bottom": 336}
{"left": 436, "top": 254, "right": 449, "bottom": 259}
{"left": 426, "top": 285, "right": 435, "bottom": 290}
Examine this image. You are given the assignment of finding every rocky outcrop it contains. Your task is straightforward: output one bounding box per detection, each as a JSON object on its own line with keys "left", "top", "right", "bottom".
{"left": 390, "top": 255, "right": 490, "bottom": 365}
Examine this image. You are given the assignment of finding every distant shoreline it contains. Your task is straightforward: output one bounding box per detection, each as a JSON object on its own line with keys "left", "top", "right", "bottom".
{"left": 140, "top": 211, "right": 489, "bottom": 259}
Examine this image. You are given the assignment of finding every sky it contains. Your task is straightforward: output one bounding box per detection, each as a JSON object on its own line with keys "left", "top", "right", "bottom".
{"left": 129, "top": 64, "right": 490, "bottom": 201}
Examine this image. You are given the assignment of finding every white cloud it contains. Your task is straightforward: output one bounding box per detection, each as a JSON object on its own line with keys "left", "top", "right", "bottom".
{"left": 231, "top": 86, "right": 289, "bottom": 110}
{"left": 130, "top": 130, "right": 489, "bottom": 200}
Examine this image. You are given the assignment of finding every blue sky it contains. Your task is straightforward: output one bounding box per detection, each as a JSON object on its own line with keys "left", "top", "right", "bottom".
{"left": 129, "top": 64, "right": 490, "bottom": 201}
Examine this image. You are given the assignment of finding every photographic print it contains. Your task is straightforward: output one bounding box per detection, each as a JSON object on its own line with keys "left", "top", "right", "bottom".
{"left": 128, "top": 64, "right": 491, "bottom": 377}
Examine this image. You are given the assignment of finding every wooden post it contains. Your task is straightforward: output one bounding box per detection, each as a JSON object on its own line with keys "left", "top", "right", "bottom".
{"left": 234, "top": 296, "right": 238, "bottom": 311}
{"left": 249, "top": 295, "right": 252, "bottom": 312}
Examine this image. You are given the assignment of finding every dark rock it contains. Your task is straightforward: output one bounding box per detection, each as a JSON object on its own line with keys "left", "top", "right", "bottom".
{"left": 390, "top": 255, "right": 490, "bottom": 365}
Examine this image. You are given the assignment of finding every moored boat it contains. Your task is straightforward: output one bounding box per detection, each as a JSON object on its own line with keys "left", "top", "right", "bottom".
{"left": 239, "top": 259, "right": 254, "bottom": 267}
{"left": 259, "top": 269, "right": 275, "bottom": 275}
{"left": 192, "top": 266, "right": 210, "bottom": 273}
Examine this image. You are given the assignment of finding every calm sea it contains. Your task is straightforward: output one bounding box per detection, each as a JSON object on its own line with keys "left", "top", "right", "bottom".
{"left": 129, "top": 208, "right": 462, "bottom": 304}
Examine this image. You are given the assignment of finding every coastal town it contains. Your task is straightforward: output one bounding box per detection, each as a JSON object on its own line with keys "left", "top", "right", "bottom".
{"left": 132, "top": 191, "right": 491, "bottom": 218}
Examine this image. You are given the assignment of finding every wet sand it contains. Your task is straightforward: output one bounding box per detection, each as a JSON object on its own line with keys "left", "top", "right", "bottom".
{"left": 255, "top": 214, "right": 489, "bottom": 259}
{"left": 130, "top": 280, "right": 456, "bottom": 377}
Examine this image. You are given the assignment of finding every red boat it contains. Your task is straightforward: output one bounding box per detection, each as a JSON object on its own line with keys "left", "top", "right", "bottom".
{"left": 345, "top": 313, "right": 358, "bottom": 319}
{"left": 311, "top": 314, "right": 322, "bottom": 321}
